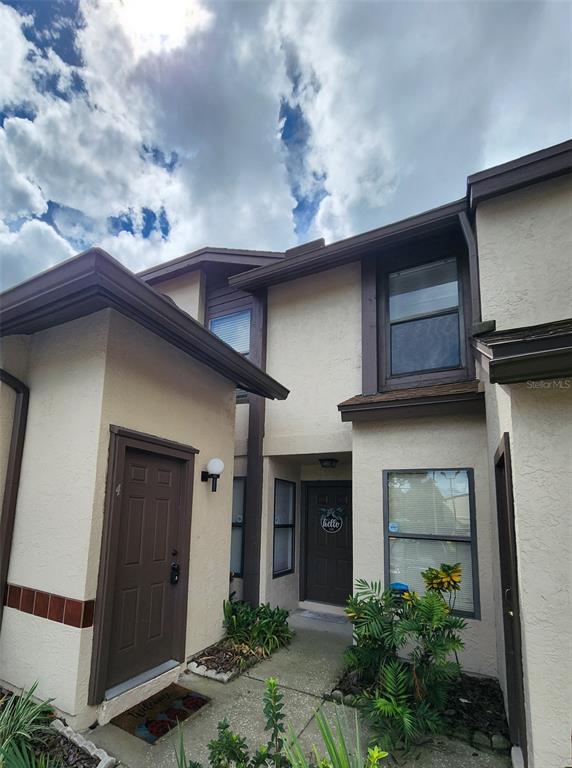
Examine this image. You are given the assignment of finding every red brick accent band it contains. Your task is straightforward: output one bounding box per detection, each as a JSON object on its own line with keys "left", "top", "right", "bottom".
{"left": 4, "top": 584, "right": 94, "bottom": 628}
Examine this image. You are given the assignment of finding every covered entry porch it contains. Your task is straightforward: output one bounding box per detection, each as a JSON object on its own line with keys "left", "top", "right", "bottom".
{"left": 258, "top": 452, "right": 353, "bottom": 612}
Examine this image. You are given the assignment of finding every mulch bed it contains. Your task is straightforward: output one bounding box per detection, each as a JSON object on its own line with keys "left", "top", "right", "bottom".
{"left": 35, "top": 731, "right": 99, "bottom": 768}
{"left": 0, "top": 686, "right": 99, "bottom": 767}
{"left": 332, "top": 670, "right": 510, "bottom": 748}
{"left": 443, "top": 674, "right": 509, "bottom": 739}
{"left": 191, "top": 638, "right": 263, "bottom": 673}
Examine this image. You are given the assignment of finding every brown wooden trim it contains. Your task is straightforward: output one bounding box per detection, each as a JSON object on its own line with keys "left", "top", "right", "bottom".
{"left": 88, "top": 426, "right": 196, "bottom": 705}
{"left": 139, "top": 247, "right": 284, "bottom": 285}
{"left": 241, "top": 290, "right": 267, "bottom": 605}
{"left": 376, "top": 243, "right": 474, "bottom": 391}
{"left": 469, "top": 139, "right": 572, "bottom": 208}
{"left": 494, "top": 434, "right": 528, "bottom": 762}
{"left": 338, "top": 381, "right": 484, "bottom": 422}
{"left": 4, "top": 584, "right": 94, "bottom": 628}
{"left": 229, "top": 199, "right": 467, "bottom": 291}
{"left": 474, "top": 318, "right": 572, "bottom": 384}
{"left": 0, "top": 248, "right": 288, "bottom": 401}
{"left": 458, "top": 212, "right": 481, "bottom": 327}
{"left": 299, "top": 481, "right": 352, "bottom": 603}
{"left": 0, "top": 369, "right": 29, "bottom": 635}
{"left": 361, "top": 257, "right": 378, "bottom": 395}
{"left": 109, "top": 425, "right": 199, "bottom": 456}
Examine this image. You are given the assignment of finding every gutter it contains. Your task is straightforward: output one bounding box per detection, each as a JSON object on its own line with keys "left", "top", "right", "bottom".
{"left": 0, "top": 369, "right": 29, "bottom": 633}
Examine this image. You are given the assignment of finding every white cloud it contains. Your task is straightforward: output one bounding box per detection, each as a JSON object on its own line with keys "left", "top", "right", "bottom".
{"left": 0, "top": 0, "right": 570, "bottom": 290}
{"left": 0, "top": 219, "right": 74, "bottom": 290}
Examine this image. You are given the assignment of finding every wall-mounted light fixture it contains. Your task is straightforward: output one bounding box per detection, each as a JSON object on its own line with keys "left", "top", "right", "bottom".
{"left": 201, "top": 458, "right": 225, "bottom": 492}
{"left": 319, "top": 457, "right": 338, "bottom": 469}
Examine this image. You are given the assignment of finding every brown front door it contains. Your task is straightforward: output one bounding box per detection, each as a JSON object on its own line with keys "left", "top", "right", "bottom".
{"left": 494, "top": 434, "right": 527, "bottom": 763}
{"left": 304, "top": 484, "right": 352, "bottom": 606}
{"left": 106, "top": 447, "right": 185, "bottom": 689}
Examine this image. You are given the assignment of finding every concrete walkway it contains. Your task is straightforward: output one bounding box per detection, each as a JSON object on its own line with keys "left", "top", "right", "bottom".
{"left": 88, "top": 611, "right": 510, "bottom": 768}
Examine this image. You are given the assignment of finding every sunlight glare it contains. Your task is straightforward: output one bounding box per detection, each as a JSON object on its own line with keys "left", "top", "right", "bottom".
{"left": 115, "top": 0, "right": 213, "bottom": 58}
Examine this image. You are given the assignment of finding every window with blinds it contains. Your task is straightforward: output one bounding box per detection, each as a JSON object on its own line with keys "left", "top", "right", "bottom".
{"left": 210, "top": 310, "right": 251, "bottom": 355}
{"left": 231, "top": 477, "right": 246, "bottom": 577}
{"left": 385, "top": 469, "right": 478, "bottom": 615}
{"left": 273, "top": 479, "right": 296, "bottom": 577}
{"left": 388, "top": 258, "right": 461, "bottom": 376}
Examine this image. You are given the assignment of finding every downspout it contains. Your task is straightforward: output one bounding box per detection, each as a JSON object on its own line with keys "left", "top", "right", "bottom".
{"left": 0, "top": 368, "right": 29, "bottom": 633}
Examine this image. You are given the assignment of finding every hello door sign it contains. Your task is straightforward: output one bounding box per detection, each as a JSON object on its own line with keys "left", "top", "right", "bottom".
{"left": 320, "top": 505, "right": 345, "bottom": 534}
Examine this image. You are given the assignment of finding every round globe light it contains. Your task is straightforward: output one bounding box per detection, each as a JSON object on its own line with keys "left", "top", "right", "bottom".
{"left": 207, "top": 458, "right": 225, "bottom": 477}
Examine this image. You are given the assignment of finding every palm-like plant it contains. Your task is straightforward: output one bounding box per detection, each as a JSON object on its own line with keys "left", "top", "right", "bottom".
{"left": 344, "top": 573, "right": 466, "bottom": 752}
{"left": 0, "top": 683, "right": 53, "bottom": 760}
{"left": 284, "top": 708, "right": 387, "bottom": 768}
{"left": 0, "top": 742, "right": 61, "bottom": 768}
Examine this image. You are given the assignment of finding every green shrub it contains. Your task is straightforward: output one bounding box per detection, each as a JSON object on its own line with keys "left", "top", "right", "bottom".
{"left": 0, "top": 742, "right": 61, "bottom": 768}
{"left": 0, "top": 683, "right": 53, "bottom": 763}
{"left": 223, "top": 598, "right": 293, "bottom": 657}
{"left": 284, "top": 708, "right": 387, "bottom": 768}
{"left": 345, "top": 577, "right": 466, "bottom": 751}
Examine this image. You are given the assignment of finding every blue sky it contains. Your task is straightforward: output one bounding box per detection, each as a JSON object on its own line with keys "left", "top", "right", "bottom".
{"left": 0, "top": 0, "right": 571, "bottom": 289}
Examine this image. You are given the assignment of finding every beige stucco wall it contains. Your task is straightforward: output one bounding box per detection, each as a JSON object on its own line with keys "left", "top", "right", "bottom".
{"left": 476, "top": 175, "right": 572, "bottom": 331}
{"left": 264, "top": 264, "right": 361, "bottom": 456}
{"left": 0, "top": 308, "right": 237, "bottom": 727}
{"left": 156, "top": 268, "right": 206, "bottom": 321}
{"left": 95, "top": 311, "right": 236, "bottom": 657}
{"left": 498, "top": 383, "right": 571, "bottom": 768}
{"left": 6, "top": 315, "right": 109, "bottom": 598}
{"left": 0, "top": 313, "right": 109, "bottom": 723}
{"left": 352, "top": 414, "right": 498, "bottom": 677}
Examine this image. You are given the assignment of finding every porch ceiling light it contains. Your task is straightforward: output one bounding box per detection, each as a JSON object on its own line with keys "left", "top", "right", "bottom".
{"left": 319, "top": 457, "right": 338, "bottom": 469}
{"left": 201, "top": 457, "right": 225, "bottom": 492}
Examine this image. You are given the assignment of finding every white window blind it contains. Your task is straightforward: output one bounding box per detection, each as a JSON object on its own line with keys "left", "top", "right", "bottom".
{"left": 386, "top": 470, "right": 476, "bottom": 614}
{"left": 210, "top": 310, "right": 251, "bottom": 354}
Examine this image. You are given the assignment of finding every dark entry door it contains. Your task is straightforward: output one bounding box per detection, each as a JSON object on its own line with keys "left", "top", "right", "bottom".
{"left": 494, "top": 434, "right": 527, "bottom": 762}
{"left": 107, "top": 448, "right": 183, "bottom": 690}
{"left": 304, "top": 484, "right": 352, "bottom": 606}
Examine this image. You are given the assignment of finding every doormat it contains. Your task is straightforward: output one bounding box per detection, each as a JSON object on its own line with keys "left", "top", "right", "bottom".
{"left": 111, "top": 684, "right": 208, "bottom": 744}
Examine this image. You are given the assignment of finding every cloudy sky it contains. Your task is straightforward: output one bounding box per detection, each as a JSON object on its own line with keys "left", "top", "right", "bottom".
{"left": 0, "top": 0, "right": 570, "bottom": 290}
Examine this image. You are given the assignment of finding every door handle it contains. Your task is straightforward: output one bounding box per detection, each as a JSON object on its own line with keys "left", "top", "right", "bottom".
{"left": 170, "top": 562, "right": 180, "bottom": 585}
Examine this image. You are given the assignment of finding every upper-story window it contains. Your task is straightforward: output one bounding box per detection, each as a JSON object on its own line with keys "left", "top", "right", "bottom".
{"left": 388, "top": 258, "right": 461, "bottom": 376}
{"left": 209, "top": 309, "right": 251, "bottom": 355}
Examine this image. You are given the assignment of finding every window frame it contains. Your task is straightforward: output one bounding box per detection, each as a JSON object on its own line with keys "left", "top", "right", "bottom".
{"left": 376, "top": 249, "right": 474, "bottom": 392}
{"left": 208, "top": 308, "right": 252, "bottom": 356}
{"left": 272, "top": 478, "right": 296, "bottom": 579}
{"left": 231, "top": 476, "right": 247, "bottom": 579}
{"left": 207, "top": 305, "right": 252, "bottom": 403}
{"left": 382, "top": 467, "right": 480, "bottom": 619}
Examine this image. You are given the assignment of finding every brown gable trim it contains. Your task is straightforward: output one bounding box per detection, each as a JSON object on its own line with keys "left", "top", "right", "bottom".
{"left": 0, "top": 248, "right": 288, "bottom": 401}
{"left": 468, "top": 139, "right": 572, "bottom": 208}
{"left": 228, "top": 199, "right": 467, "bottom": 291}
{"left": 474, "top": 318, "right": 572, "bottom": 384}
{"left": 0, "top": 369, "right": 29, "bottom": 634}
{"left": 338, "top": 380, "right": 484, "bottom": 422}
{"left": 139, "top": 247, "right": 284, "bottom": 285}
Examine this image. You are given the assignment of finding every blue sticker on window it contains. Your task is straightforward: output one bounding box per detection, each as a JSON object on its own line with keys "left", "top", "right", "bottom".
{"left": 388, "top": 522, "right": 399, "bottom": 533}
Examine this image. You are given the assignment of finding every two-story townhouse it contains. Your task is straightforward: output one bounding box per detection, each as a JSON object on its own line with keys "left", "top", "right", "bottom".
{"left": 140, "top": 139, "right": 572, "bottom": 768}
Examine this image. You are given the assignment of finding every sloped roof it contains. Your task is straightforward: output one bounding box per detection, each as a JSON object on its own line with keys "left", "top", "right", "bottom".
{"left": 0, "top": 248, "right": 289, "bottom": 400}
